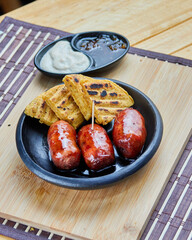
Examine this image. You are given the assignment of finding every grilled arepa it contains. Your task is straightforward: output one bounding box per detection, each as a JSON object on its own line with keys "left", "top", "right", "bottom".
{"left": 63, "top": 74, "right": 134, "bottom": 125}
{"left": 43, "top": 84, "right": 85, "bottom": 129}
{"left": 63, "top": 74, "right": 92, "bottom": 120}
{"left": 24, "top": 93, "right": 59, "bottom": 126}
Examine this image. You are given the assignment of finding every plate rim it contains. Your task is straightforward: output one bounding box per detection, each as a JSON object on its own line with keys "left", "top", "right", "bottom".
{"left": 16, "top": 78, "right": 163, "bottom": 190}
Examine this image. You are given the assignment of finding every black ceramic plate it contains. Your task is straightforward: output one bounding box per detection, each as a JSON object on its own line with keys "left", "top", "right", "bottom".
{"left": 34, "top": 31, "right": 130, "bottom": 78}
{"left": 16, "top": 78, "right": 163, "bottom": 189}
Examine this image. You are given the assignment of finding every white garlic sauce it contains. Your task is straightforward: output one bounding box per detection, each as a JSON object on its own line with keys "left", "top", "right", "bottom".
{"left": 40, "top": 41, "right": 90, "bottom": 73}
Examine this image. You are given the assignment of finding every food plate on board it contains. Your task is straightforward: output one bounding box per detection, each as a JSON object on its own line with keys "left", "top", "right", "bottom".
{"left": 16, "top": 78, "right": 163, "bottom": 190}
{"left": 34, "top": 31, "right": 130, "bottom": 78}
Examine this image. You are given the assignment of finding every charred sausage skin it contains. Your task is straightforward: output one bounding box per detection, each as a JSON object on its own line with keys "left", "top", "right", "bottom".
{"left": 47, "top": 120, "right": 81, "bottom": 170}
{"left": 78, "top": 124, "right": 115, "bottom": 171}
{"left": 112, "top": 108, "right": 147, "bottom": 159}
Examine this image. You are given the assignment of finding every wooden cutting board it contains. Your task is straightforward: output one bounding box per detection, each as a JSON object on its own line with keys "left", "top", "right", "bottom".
{"left": 0, "top": 53, "right": 191, "bottom": 240}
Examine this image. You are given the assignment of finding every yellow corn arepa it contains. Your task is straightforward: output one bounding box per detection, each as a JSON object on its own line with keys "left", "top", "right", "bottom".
{"left": 82, "top": 78, "right": 134, "bottom": 125}
{"left": 25, "top": 74, "right": 134, "bottom": 127}
{"left": 63, "top": 74, "right": 92, "bottom": 120}
{"left": 42, "top": 84, "right": 85, "bottom": 129}
{"left": 24, "top": 93, "right": 59, "bottom": 126}
{"left": 63, "top": 74, "right": 134, "bottom": 125}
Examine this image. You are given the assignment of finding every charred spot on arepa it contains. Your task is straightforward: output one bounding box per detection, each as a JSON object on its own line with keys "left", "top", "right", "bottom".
{"left": 100, "top": 90, "right": 107, "bottom": 97}
{"left": 68, "top": 96, "right": 73, "bottom": 101}
{"left": 74, "top": 77, "right": 79, "bottom": 83}
{"left": 90, "top": 83, "right": 103, "bottom": 89}
{"left": 98, "top": 108, "right": 109, "bottom": 112}
{"left": 87, "top": 90, "right": 98, "bottom": 95}
{"left": 94, "top": 100, "right": 102, "bottom": 104}
{"left": 110, "top": 92, "right": 118, "bottom": 97}
{"left": 111, "top": 101, "right": 119, "bottom": 104}
{"left": 41, "top": 101, "right": 46, "bottom": 108}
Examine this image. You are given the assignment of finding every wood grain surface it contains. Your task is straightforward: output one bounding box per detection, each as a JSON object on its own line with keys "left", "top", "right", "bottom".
{"left": 0, "top": 54, "right": 191, "bottom": 240}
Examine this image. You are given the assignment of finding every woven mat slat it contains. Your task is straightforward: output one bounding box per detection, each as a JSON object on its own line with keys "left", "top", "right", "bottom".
{"left": 141, "top": 136, "right": 192, "bottom": 240}
{"left": 0, "top": 16, "right": 191, "bottom": 240}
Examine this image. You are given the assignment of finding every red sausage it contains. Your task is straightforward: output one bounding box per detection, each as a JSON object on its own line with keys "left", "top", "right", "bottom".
{"left": 78, "top": 124, "right": 115, "bottom": 171}
{"left": 112, "top": 108, "right": 147, "bottom": 159}
{"left": 47, "top": 120, "right": 81, "bottom": 170}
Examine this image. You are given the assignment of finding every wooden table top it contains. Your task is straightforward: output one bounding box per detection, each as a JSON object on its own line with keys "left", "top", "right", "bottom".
{"left": 0, "top": 1, "right": 191, "bottom": 240}
{"left": 0, "top": 0, "right": 192, "bottom": 60}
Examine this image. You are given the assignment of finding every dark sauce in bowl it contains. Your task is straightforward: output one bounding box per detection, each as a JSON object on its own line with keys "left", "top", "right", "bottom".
{"left": 77, "top": 34, "right": 127, "bottom": 67}
{"left": 72, "top": 32, "right": 129, "bottom": 69}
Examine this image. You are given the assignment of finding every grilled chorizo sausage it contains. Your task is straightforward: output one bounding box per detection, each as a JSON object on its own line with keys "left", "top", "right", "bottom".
{"left": 78, "top": 124, "right": 115, "bottom": 171}
{"left": 47, "top": 120, "right": 81, "bottom": 170}
{"left": 112, "top": 108, "right": 147, "bottom": 159}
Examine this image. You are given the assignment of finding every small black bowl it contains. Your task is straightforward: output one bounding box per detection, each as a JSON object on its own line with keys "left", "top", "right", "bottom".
{"left": 34, "top": 31, "right": 130, "bottom": 78}
{"left": 16, "top": 78, "right": 163, "bottom": 190}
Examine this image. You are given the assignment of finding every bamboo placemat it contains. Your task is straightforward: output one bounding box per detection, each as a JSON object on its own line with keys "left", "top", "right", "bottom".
{"left": 0, "top": 17, "right": 191, "bottom": 240}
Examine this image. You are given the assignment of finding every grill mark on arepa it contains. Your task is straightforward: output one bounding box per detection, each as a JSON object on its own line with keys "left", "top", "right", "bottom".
{"left": 97, "top": 108, "right": 109, "bottom": 112}
{"left": 90, "top": 83, "right": 103, "bottom": 89}
{"left": 87, "top": 90, "right": 98, "bottom": 95}
{"left": 94, "top": 100, "right": 102, "bottom": 104}
{"left": 41, "top": 101, "right": 46, "bottom": 108}
{"left": 111, "top": 101, "right": 119, "bottom": 104}
{"left": 110, "top": 92, "right": 118, "bottom": 97}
